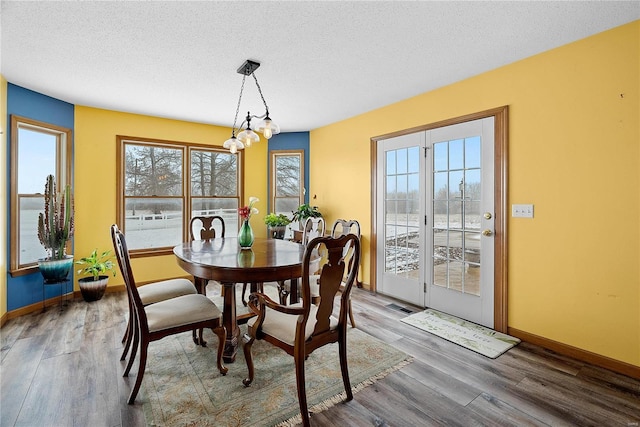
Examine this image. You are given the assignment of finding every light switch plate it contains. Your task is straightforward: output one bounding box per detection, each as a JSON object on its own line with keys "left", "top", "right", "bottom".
{"left": 512, "top": 204, "right": 534, "bottom": 218}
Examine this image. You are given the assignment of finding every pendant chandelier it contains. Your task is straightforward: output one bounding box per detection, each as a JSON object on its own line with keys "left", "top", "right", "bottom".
{"left": 222, "top": 59, "right": 280, "bottom": 154}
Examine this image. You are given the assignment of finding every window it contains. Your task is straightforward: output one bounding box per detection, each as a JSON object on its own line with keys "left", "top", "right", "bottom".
{"left": 117, "top": 136, "right": 241, "bottom": 256}
{"left": 10, "top": 116, "right": 72, "bottom": 275}
{"left": 270, "top": 150, "right": 303, "bottom": 215}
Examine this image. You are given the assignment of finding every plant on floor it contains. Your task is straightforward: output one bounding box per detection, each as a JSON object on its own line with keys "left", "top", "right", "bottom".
{"left": 76, "top": 249, "right": 117, "bottom": 302}
{"left": 76, "top": 249, "right": 117, "bottom": 281}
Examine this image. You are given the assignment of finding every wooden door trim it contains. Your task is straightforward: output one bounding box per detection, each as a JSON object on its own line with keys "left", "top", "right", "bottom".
{"left": 370, "top": 106, "right": 509, "bottom": 333}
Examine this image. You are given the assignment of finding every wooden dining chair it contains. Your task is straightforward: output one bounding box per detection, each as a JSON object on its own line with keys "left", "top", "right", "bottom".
{"left": 189, "top": 215, "right": 226, "bottom": 241}
{"left": 120, "top": 213, "right": 200, "bottom": 360}
{"left": 111, "top": 224, "right": 227, "bottom": 404}
{"left": 277, "top": 216, "right": 326, "bottom": 304}
{"left": 189, "top": 215, "right": 226, "bottom": 342}
{"left": 331, "top": 219, "right": 361, "bottom": 327}
{"left": 242, "top": 234, "right": 360, "bottom": 427}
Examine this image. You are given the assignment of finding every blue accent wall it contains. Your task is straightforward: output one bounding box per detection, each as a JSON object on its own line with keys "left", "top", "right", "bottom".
{"left": 267, "top": 132, "right": 310, "bottom": 212}
{"left": 6, "top": 84, "right": 74, "bottom": 310}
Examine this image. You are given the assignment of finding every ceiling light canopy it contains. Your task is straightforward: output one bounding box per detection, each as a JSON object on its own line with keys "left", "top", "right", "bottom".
{"left": 222, "top": 60, "right": 280, "bottom": 154}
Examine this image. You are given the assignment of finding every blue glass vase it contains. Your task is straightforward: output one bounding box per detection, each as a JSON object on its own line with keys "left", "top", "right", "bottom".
{"left": 238, "top": 219, "right": 254, "bottom": 249}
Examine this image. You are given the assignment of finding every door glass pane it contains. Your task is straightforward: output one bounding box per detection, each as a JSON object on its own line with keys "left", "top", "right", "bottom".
{"left": 433, "top": 172, "right": 448, "bottom": 200}
{"left": 408, "top": 146, "right": 420, "bottom": 173}
{"left": 386, "top": 151, "right": 396, "bottom": 175}
{"left": 431, "top": 135, "right": 483, "bottom": 294}
{"left": 433, "top": 142, "right": 447, "bottom": 171}
{"left": 397, "top": 148, "right": 407, "bottom": 174}
{"left": 465, "top": 169, "right": 481, "bottom": 199}
{"left": 449, "top": 139, "right": 464, "bottom": 170}
{"left": 385, "top": 147, "right": 419, "bottom": 279}
{"left": 465, "top": 136, "right": 481, "bottom": 168}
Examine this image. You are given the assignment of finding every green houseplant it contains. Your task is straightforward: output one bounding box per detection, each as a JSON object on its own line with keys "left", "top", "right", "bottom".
{"left": 291, "top": 204, "right": 322, "bottom": 230}
{"left": 76, "top": 249, "right": 117, "bottom": 302}
{"left": 37, "top": 174, "right": 74, "bottom": 281}
{"left": 264, "top": 213, "right": 291, "bottom": 239}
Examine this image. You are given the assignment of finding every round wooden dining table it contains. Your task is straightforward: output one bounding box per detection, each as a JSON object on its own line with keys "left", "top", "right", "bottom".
{"left": 173, "top": 237, "right": 305, "bottom": 362}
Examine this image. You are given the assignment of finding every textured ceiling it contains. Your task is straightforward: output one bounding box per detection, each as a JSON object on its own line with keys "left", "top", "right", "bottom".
{"left": 1, "top": 1, "right": 638, "bottom": 132}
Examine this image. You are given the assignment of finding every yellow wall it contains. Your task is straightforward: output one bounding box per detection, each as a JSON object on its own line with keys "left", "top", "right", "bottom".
{"left": 74, "top": 107, "right": 268, "bottom": 288}
{"left": 1, "top": 74, "right": 7, "bottom": 319}
{"left": 310, "top": 21, "right": 639, "bottom": 366}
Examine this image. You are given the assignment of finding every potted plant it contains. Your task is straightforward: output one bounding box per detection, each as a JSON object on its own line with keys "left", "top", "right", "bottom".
{"left": 76, "top": 249, "right": 117, "bottom": 302}
{"left": 291, "top": 204, "right": 322, "bottom": 230}
{"left": 264, "top": 213, "right": 291, "bottom": 239}
{"left": 37, "top": 174, "right": 74, "bottom": 282}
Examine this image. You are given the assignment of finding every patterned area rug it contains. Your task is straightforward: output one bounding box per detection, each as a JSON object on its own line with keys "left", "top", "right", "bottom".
{"left": 400, "top": 309, "right": 520, "bottom": 359}
{"left": 141, "top": 326, "right": 411, "bottom": 426}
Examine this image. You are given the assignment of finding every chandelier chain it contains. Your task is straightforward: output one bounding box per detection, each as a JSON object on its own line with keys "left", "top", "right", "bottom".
{"left": 252, "top": 72, "right": 270, "bottom": 113}
{"left": 232, "top": 74, "right": 248, "bottom": 135}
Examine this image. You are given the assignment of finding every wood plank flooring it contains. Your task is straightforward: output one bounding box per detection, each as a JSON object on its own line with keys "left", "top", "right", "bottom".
{"left": 1, "top": 288, "right": 639, "bottom": 426}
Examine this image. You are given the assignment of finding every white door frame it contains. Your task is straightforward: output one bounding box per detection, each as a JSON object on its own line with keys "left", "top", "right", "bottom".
{"left": 370, "top": 106, "right": 509, "bottom": 333}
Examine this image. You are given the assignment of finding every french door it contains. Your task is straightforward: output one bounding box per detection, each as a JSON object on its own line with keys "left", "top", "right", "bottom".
{"left": 376, "top": 117, "right": 496, "bottom": 328}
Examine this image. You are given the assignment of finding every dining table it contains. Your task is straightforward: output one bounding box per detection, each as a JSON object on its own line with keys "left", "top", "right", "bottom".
{"left": 173, "top": 237, "right": 305, "bottom": 363}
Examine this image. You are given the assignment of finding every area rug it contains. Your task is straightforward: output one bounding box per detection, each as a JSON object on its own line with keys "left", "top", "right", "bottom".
{"left": 400, "top": 309, "right": 520, "bottom": 359}
{"left": 140, "top": 327, "right": 411, "bottom": 426}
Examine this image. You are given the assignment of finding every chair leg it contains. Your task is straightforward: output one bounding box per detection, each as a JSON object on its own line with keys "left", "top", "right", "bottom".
{"left": 128, "top": 336, "right": 149, "bottom": 404}
{"left": 338, "top": 330, "right": 353, "bottom": 401}
{"left": 294, "top": 348, "right": 311, "bottom": 427}
{"left": 241, "top": 283, "right": 248, "bottom": 306}
{"left": 241, "top": 333, "right": 256, "bottom": 387}
{"left": 348, "top": 299, "right": 356, "bottom": 328}
{"left": 212, "top": 325, "right": 228, "bottom": 375}
{"left": 122, "top": 299, "right": 134, "bottom": 343}
{"left": 124, "top": 315, "right": 140, "bottom": 377}
{"left": 121, "top": 318, "right": 133, "bottom": 361}
{"left": 120, "top": 303, "right": 135, "bottom": 360}
{"left": 192, "top": 328, "right": 206, "bottom": 346}
{"left": 277, "top": 281, "right": 289, "bottom": 305}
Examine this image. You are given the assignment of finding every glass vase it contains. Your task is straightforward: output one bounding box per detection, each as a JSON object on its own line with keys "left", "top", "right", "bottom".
{"left": 238, "top": 218, "right": 254, "bottom": 249}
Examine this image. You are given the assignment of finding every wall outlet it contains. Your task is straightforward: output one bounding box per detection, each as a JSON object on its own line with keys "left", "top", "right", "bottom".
{"left": 512, "top": 204, "right": 534, "bottom": 218}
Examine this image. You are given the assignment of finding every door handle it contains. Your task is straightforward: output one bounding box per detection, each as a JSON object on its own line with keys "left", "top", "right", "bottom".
{"left": 482, "top": 229, "right": 493, "bottom": 236}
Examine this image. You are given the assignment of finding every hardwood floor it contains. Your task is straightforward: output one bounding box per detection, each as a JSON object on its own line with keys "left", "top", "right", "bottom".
{"left": 1, "top": 288, "right": 639, "bottom": 426}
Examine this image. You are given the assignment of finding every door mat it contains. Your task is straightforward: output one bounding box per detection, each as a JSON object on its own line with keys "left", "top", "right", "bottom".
{"left": 400, "top": 308, "right": 520, "bottom": 358}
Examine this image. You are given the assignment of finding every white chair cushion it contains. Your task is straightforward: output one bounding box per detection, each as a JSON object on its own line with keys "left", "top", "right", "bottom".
{"left": 145, "top": 294, "right": 221, "bottom": 332}
{"left": 248, "top": 302, "right": 338, "bottom": 346}
{"left": 138, "top": 278, "right": 197, "bottom": 305}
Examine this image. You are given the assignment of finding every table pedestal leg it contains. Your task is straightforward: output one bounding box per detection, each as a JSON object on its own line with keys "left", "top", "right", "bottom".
{"left": 222, "top": 282, "right": 239, "bottom": 363}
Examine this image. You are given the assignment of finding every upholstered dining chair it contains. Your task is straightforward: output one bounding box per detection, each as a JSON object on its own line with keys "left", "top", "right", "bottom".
{"left": 111, "top": 224, "right": 227, "bottom": 404}
{"left": 120, "top": 218, "right": 199, "bottom": 360}
{"left": 330, "top": 219, "right": 361, "bottom": 327}
{"left": 242, "top": 233, "right": 360, "bottom": 427}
